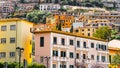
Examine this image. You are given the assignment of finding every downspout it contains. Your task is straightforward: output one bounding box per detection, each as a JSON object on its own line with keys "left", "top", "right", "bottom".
{"left": 15, "top": 20, "right": 18, "bottom": 62}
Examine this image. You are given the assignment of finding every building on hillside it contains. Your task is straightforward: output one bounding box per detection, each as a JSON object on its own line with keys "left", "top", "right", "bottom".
{"left": 17, "top": 3, "right": 36, "bottom": 11}
{"left": 32, "top": 24, "right": 56, "bottom": 31}
{"left": 33, "top": 30, "right": 109, "bottom": 68}
{"left": 0, "top": 0, "right": 14, "bottom": 13}
{"left": 73, "top": 27, "right": 97, "bottom": 37}
{"left": 39, "top": 3, "right": 60, "bottom": 11}
{"left": 73, "top": 19, "right": 113, "bottom": 37}
{"left": 0, "top": 18, "right": 33, "bottom": 63}
{"left": 46, "top": 14, "right": 75, "bottom": 32}
{"left": 108, "top": 40, "right": 120, "bottom": 68}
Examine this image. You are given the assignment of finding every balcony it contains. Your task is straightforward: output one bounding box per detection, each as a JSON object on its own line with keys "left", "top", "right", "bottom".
{"left": 52, "top": 56, "right": 69, "bottom": 61}
{"left": 52, "top": 43, "right": 69, "bottom": 49}
{"left": 97, "top": 61, "right": 109, "bottom": 65}
{"left": 76, "top": 59, "right": 90, "bottom": 64}
{"left": 96, "top": 48, "right": 108, "bottom": 53}
{"left": 81, "top": 47, "right": 89, "bottom": 51}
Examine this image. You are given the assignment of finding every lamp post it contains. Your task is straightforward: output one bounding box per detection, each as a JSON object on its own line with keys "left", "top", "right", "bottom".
{"left": 44, "top": 56, "right": 50, "bottom": 68}
{"left": 16, "top": 47, "right": 24, "bottom": 68}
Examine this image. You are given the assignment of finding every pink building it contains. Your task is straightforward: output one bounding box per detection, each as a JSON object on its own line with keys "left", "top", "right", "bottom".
{"left": 33, "top": 30, "right": 109, "bottom": 68}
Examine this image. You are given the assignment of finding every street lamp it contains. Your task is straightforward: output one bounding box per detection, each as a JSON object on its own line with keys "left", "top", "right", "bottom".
{"left": 44, "top": 56, "right": 50, "bottom": 68}
{"left": 16, "top": 47, "right": 24, "bottom": 68}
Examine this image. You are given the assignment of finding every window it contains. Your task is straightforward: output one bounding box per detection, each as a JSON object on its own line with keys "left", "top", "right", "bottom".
{"left": 10, "top": 25, "right": 16, "bottom": 30}
{"left": 53, "top": 50, "right": 58, "bottom": 56}
{"left": 91, "top": 43, "right": 94, "bottom": 48}
{"left": 60, "top": 65, "right": 66, "bottom": 68}
{"left": 77, "top": 41, "right": 80, "bottom": 47}
{"left": 10, "top": 38, "right": 15, "bottom": 43}
{"left": 1, "top": 38, "right": 6, "bottom": 44}
{"left": 76, "top": 53, "right": 79, "bottom": 59}
{"left": 91, "top": 55, "right": 94, "bottom": 60}
{"left": 9, "top": 52, "right": 15, "bottom": 57}
{"left": 88, "top": 33, "right": 90, "bottom": 36}
{"left": 53, "top": 37, "right": 57, "bottom": 44}
{"left": 61, "top": 51, "right": 66, "bottom": 57}
{"left": 69, "top": 52, "right": 74, "bottom": 58}
{"left": 0, "top": 52, "right": 6, "bottom": 58}
{"left": 88, "top": 29, "right": 90, "bottom": 31}
{"left": 82, "top": 29, "right": 84, "bottom": 31}
{"left": 53, "top": 64, "right": 56, "bottom": 68}
{"left": 70, "top": 65, "right": 74, "bottom": 68}
{"left": 76, "top": 29, "right": 79, "bottom": 32}
{"left": 97, "top": 55, "right": 99, "bottom": 62}
{"left": 101, "top": 56, "right": 105, "bottom": 62}
{"left": 40, "top": 56, "right": 44, "bottom": 62}
{"left": 83, "top": 42, "right": 86, "bottom": 48}
{"left": 61, "top": 38, "right": 65, "bottom": 45}
{"left": 83, "top": 54, "right": 86, "bottom": 59}
{"left": 1, "top": 25, "right": 6, "bottom": 31}
{"left": 70, "top": 39, "right": 73, "bottom": 45}
{"left": 40, "top": 37, "right": 44, "bottom": 47}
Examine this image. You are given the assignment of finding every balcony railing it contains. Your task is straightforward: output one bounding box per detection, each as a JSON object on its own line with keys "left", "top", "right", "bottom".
{"left": 52, "top": 56, "right": 69, "bottom": 61}
{"left": 52, "top": 43, "right": 69, "bottom": 49}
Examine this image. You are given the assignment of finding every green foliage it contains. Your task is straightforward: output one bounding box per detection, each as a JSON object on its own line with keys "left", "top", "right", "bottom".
{"left": 111, "top": 29, "right": 120, "bottom": 40}
{"left": 28, "top": 63, "right": 46, "bottom": 68}
{"left": 26, "top": 10, "right": 51, "bottom": 24}
{"left": 0, "top": 62, "right": 45, "bottom": 68}
{"left": 112, "top": 51, "right": 120, "bottom": 65}
{"left": 8, "top": 62, "right": 18, "bottom": 68}
{"left": 34, "top": 5, "right": 39, "bottom": 10}
{"left": 70, "top": 25, "right": 73, "bottom": 33}
{"left": 0, "top": 62, "right": 4, "bottom": 68}
{"left": 93, "top": 27, "right": 111, "bottom": 40}
{"left": 58, "top": 6, "right": 67, "bottom": 12}
{"left": 56, "top": 23, "right": 61, "bottom": 31}
{"left": 20, "top": 0, "right": 24, "bottom": 3}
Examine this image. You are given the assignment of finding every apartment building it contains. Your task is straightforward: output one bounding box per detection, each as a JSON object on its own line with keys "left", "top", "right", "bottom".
{"left": 73, "top": 19, "right": 113, "bottom": 37}
{"left": 108, "top": 40, "right": 120, "bottom": 68}
{"left": 0, "top": 0, "right": 14, "bottom": 13}
{"left": 0, "top": 18, "right": 33, "bottom": 63}
{"left": 85, "top": 11, "right": 120, "bottom": 23}
{"left": 39, "top": 3, "right": 60, "bottom": 11}
{"left": 33, "top": 30, "right": 109, "bottom": 68}
{"left": 17, "top": 3, "right": 36, "bottom": 11}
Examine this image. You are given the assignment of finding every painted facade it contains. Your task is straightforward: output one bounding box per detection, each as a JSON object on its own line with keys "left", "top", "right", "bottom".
{"left": 0, "top": 18, "right": 33, "bottom": 63}
{"left": 34, "top": 30, "right": 109, "bottom": 68}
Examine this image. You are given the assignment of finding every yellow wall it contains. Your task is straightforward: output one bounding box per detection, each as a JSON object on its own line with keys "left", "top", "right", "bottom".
{"left": 54, "top": 15, "right": 74, "bottom": 28}
{"left": 73, "top": 27, "right": 96, "bottom": 37}
{"left": 0, "top": 18, "right": 33, "bottom": 64}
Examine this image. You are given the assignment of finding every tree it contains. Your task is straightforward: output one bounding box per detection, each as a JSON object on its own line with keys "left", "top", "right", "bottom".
{"left": 70, "top": 25, "right": 73, "bottom": 33}
{"left": 26, "top": 10, "right": 51, "bottom": 24}
{"left": 57, "top": 23, "right": 61, "bottom": 31}
{"left": 111, "top": 29, "right": 120, "bottom": 40}
{"left": 112, "top": 53, "right": 120, "bottom": 65}
{"left": 93, "top": 27, "right": 111, "bottom": 40}
{"left": 20, "top": 0, "right": 24, "bottom": 3}
{"left": 34, "top": 5, "right": 39, "bottom": 10}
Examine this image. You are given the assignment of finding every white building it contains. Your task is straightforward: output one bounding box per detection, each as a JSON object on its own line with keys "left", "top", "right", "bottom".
{"left": 39, "top": 3, "right": 60, "bottom": 11}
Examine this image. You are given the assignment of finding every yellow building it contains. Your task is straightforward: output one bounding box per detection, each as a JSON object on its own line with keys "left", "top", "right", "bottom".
{"left": 46, "top": 14, "right": 74, "bottom": 28}
{"left": 73, "top": 27, "right": 97, "bottom": 37}
{"left": 108, "top": 40, "right": 120, "bottom": 68}
{"left": 0, "top": 18, "right": 33, "bottom": 63}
